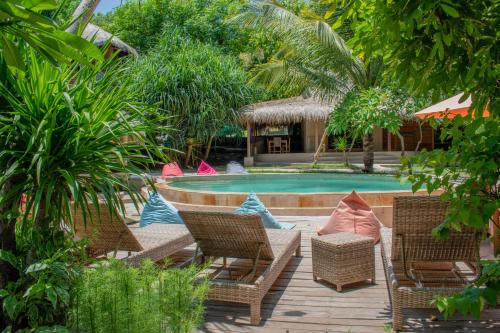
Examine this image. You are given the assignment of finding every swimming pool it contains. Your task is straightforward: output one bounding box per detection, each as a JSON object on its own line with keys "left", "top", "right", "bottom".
{"left": 169, "top": 173, "right": 413, "bottom": 193}
{"left": 154, "top": 173, "right": 431, "bottom": 218}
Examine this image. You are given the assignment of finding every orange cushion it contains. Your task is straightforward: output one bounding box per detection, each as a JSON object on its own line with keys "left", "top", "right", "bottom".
{"left": 317, "top": 190, "right": 381, "bottom": 243}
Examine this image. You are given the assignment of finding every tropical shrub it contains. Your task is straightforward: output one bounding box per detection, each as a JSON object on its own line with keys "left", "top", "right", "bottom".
{"left": 0, "top": 0, "right": 102, "bottom": 76}
{"left": 70, "top": 260, "right": 208, "bottom": 333}
{"left": 131, "top": 29, "right": 255, "bottom": 160}
{"left": 0, "top": 232, "right": 86, "bottom": 331}
{"left": 328, "top": 0, "right": 499, "bottom": 318}
{"left": 0, "top": 49, "right": 166, "bottom": 330}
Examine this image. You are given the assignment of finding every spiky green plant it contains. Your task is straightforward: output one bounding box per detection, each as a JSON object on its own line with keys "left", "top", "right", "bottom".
{"left": 71, "top": 260, "right": 208, "bottom": 333}
{"left": 0, "top": 49, "right": 167, "bottom": 329}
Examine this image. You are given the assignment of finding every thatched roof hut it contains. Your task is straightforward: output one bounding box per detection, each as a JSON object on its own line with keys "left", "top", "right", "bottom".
{"left": 242, "top": 96, "right": 333, "bottom": 125}
{"left": 82, "top": 23, "right": 138, "bottom": 57}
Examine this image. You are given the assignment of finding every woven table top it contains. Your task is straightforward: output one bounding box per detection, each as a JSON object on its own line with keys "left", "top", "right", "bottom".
{"left": 312, "top": 232, "right": 373, "bottom": 246}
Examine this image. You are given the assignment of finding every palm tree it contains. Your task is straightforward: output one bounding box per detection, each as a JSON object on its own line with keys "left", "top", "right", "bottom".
{"left": 233, "top": 1, "right": 383, "bottom": 172}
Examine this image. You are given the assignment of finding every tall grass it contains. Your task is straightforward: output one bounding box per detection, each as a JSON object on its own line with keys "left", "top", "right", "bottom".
{"left": 70, "top": 260, "right": 208, "bottom": 333}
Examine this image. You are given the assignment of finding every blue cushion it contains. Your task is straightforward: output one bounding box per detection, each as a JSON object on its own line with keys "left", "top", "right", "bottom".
{"left": 140, "top": 192, "right": 183, "bottom": 227}
{"left": 235, "top": 192, "right": 294, "bottom": 230}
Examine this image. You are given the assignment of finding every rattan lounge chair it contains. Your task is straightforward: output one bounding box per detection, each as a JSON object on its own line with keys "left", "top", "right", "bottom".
{"left": 73, "top": 202, "right": 194, "bottom": 265}
{"left": 179, "top": 211, "right": 301, "bottom": 325}
{"left": 380, "top": 196, "right": 481, "bottom": 331}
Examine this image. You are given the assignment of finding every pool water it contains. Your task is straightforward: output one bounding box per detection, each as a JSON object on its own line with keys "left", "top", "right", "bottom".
{"left": 170, "top": 173, "right": 415, "bottom": 193}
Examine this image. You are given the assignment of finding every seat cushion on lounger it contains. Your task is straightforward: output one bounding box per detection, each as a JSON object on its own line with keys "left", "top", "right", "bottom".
{"left": 317, "top": 190, "right": 380, "bottom": 243}
{"left": 235, "top": 192, "right": 294, "bottom": 230}
{"left": 140, "top": 192, "right": 184, "bottom": 227}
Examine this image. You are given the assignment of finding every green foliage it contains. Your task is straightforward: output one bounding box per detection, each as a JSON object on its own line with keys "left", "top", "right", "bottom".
{"left": 70, "top": 260, "right": 208, "bottom": 333}
{"left": 435, "top": 260, "right": 499, "bottom": 319}
{"left": 0, "top": 0, "right": 102, "bottom": 75}
{"left": 327, "top": 87, "right": 403, "bottom": 137}
{"left": 95, "top": 0, "right": 245, "bottom": 54}
{"left": 93, "top": 0, "right": 170, "bottom": 52}
{"left": 234, "top": 0, "right": 367, "bottom": 101}
{"left": 0, "top": 231, "right": 86, "bottom": 330}
{"left": 0, "top": 50, "right": 165, "bottom": 229}
{"left": 331, "top": 0, "right": 500, "bottom": 317}
{"left": 404, "top": 115, "right": 499, "bottom": 232}
{"left": 0, "top": 49, "right": 166, "bottom": 330}
{"left": 131, "top": 29, "right": 255, "bottom": 148}
{"left": 329, "top": 0, "right": 498, "bottom": 112}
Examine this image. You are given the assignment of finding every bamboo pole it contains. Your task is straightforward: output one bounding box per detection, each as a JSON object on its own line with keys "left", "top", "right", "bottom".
{"left": 313, "top": 129, "right": 328, "bottom": 164}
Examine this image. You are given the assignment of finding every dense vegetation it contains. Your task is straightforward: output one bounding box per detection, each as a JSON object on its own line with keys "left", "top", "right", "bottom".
{"left": 0, "top": 0, "right": 498, "bottom": 330}
{"left": 328, "top": 0, "right": 499, "bottom": 318}
{"left": 131, "top": 29, "right": 256, "bottom": 162}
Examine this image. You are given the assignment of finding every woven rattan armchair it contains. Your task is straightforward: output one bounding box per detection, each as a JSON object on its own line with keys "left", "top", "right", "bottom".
{"left": 380, "top": 196, "right": 481, "bottom": 331}
{"left": 179, "top": 211, "right": 301, "bottom": 325}
{"left": 73, "top": 202, "right": 194, "bottom": 265}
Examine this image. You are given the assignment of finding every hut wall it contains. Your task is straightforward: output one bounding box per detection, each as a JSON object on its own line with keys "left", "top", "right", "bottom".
{"left": 302, "top": 120, "right": 325, "bottom": 153}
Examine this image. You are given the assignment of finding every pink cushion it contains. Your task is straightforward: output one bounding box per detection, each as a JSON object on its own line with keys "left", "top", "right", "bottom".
{"left": 162, "top": 162, "right": 184, "bottom": 177}
{"left": 317, "top": 190, "right": 381, "bottom": 243}
{"left": 197, "top": 161, "right": 218, "bottom": 176}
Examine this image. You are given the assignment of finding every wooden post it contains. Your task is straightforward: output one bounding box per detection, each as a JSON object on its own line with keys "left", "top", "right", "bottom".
{"left": 313, "top": 129, "right": 328, "bottom": 164}
{"left": 314, "top": 122, "right": 319, "bottom": 150}
{"left": 246, "top": 120, "right": 252, "bottom": 157}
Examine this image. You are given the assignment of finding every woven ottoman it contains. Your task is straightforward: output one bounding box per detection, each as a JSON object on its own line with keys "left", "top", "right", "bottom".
{"left": 311, "top": 232, "right": 375, "bottom": 291}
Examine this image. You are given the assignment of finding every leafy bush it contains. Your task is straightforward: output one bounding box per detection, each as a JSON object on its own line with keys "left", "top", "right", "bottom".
{"left": 0, "top": 231, "right": 86, "bottom": 331}
{"left": 131, "top": 29, "right": 256, "bottom": 150}
{"left": 70, "top": 260, "right": 208, "bottom": 333}
{"left": 0, "top": 48, "right": 166, "bottom": 330}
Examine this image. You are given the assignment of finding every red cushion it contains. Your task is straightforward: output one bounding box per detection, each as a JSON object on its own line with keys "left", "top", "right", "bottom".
{"left": 197, "top": 161, "right": 218, "bottom": 176}
{"left": 317, "top": 190, "right": 381, "bottom": 243}
{"left": 162, "top": 162, "right": 183, "bottom": 177}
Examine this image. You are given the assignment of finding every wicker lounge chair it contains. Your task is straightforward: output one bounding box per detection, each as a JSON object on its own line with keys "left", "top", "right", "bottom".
{"left": 73, "top": 202, "right": 194, "bottom": 265}
{"left": 381, "top": 196, "right": 481, "bottom": 331}
{"left": 179, "top": 211, "right": 301, "bottom": 325}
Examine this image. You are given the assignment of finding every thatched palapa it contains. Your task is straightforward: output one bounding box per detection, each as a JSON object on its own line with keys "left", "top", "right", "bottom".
{"left": 82, "top": 23, "right": 138, "bottom": 57}
{"left": 242, "top": 96, "right": 333, "bottom": 125}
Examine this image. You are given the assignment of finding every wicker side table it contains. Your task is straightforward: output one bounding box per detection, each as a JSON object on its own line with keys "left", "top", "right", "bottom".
{"left": 311, "top": 232, "right": 375, "bottom": 291}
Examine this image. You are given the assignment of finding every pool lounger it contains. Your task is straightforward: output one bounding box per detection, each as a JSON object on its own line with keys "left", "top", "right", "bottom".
{"left": 179, "top": 211, "right": 301, "bottom": 325}
{"left": 73, "top": 202, "right": 194, "bottom": 265}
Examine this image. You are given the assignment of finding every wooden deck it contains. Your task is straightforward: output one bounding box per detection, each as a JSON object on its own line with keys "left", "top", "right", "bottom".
{"left": 195, "top": 216, "right": 499, "bottom": 333}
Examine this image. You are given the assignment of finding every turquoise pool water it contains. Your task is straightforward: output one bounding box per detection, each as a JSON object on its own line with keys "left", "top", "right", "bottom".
{"left": 170, "top": 173, "right": 413, "bottom": 193}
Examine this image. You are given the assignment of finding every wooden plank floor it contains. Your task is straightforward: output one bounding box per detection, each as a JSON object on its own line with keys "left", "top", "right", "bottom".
{"left": 196, "top": 216, "right": 499, "bottom": 333}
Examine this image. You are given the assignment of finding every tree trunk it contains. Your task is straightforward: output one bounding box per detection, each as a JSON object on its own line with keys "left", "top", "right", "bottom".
{"left": 313, "top": 129, "right": 328, "bottom": 164}
{"left": 185, "top": 144, "right": 193, "bottom": 166}
{"left": 362, "top": 133, "right": 374, "bottom": 173}
{"left": 203, "top": 136, "right": 214, "bottom": 161}
{"left": 396, "top": 131, "right": 406, "bottom": 157}
{"left": 415, "top": 119, "right": 423, "bottom": 152}
{"left": 66, "top": 0, "right": 101, "bottom": 34}
{"left": 347, "top": 136, "right": 356, "bottom": 166}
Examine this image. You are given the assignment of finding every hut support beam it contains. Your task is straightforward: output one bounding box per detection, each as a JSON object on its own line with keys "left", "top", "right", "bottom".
{"left": 313, "top": 129, "right": 328, "bottom": 164}
{"left": 246, "top": 121, "right": 252, "bottom": 158}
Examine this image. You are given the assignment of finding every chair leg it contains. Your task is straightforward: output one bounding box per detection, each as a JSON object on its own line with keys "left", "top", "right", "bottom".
{"left": 392, "top": 302, "right": 403, "bottom": 331}
{"left": 295, "top": 245, "right": 301, "bottom": 257}
{"left": 250, "top": 301, "right": 261, "bottom": 325}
